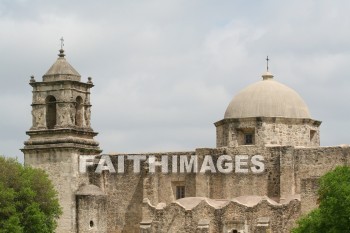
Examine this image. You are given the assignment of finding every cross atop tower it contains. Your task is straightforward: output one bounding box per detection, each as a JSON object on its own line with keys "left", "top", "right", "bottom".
{"left": 266, "top": 56, "right": 269, "bottom": 72}
{"left": 60, "top": 37, "right": 64, "bottom": 50}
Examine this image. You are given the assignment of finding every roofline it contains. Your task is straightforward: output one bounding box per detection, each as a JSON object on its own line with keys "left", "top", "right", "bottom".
{"left": 214, "top": 117, "right": 322, "bottom": 127}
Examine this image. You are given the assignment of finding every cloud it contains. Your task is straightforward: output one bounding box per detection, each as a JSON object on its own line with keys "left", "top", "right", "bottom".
{"left": 1, "top": 0, "right": 350, "bottom": 160}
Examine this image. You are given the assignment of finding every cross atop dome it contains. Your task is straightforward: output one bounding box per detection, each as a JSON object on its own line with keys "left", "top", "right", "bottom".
{"left": 266, "top": 56, "right": 269, "bottom": 72}
{"left": 261, "top": 56, "right": 274, "bottom": 80}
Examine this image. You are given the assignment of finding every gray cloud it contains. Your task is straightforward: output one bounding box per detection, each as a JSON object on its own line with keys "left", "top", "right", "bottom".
{"left": 1, "top": 0, "right": 349, "bottom": 160}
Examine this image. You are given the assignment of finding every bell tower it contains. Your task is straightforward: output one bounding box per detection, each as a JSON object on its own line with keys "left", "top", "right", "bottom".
{"left": 22, "top": 46, "right": 101, "bottom": 233}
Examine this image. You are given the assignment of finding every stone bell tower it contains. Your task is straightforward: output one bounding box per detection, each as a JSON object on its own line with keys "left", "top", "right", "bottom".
{"left": 22, "top": 46, "right": 101, "bottom": 233}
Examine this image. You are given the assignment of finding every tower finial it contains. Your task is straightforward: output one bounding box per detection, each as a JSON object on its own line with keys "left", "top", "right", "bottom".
{"left": 58, "top": 37, "right": 65, "bottom": 58}
{"left": 266, "top": 56, "right": 269, "bottom": 72}
{"left": 262, "top": 56, "right": 274, "bottom": 80}
{"left": 60, "top": 37, "right": 64, "bottom": 50}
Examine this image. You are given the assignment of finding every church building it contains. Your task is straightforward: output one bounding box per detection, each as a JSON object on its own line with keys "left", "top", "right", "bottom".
{"left": 22, "top": 48, "right": 350, "bottom": 233}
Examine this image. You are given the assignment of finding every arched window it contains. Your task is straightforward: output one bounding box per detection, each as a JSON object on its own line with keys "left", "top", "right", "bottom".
{"left": 75, "top": 96, "right": 83, "bottom": 127}
{"left": 46, "top": 96, "right": 56, "bottom": 129}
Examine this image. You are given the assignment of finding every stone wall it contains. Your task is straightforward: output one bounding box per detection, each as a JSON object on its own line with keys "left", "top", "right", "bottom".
{"left": 293, "top": 146, "right": 350, "bottom": 212}
{"left": 83, "top": 145, "right": 350, "bottom": 232}
{"left": 87, "top": 152, "right": 196, "bottom": 233}
{"left": 85, "top": 147, "right": 281, "bottom": 232}
{"left": 195, "top": 146, "right": 277, "bottom": 200}
{"left": 300, "top": 177, "right": 319, "bottom": 214}
{"left": 142, "top": 197, "right": 300, "bottom": 233}
{"left": 76, "top": 184, "right": 108, "bottom": 233}
{"left": 23, "top": 148, "right": 89, "bottom": 233}
{"left": 215, "top": 117, "right": 321, "bottom": 148}
{"left": 89, "top": 158, "right": 144, "bottom": 233}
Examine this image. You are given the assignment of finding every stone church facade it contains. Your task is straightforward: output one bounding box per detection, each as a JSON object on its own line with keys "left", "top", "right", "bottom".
{"left": 22, "top": 49, "right": 350, "bottom": 233}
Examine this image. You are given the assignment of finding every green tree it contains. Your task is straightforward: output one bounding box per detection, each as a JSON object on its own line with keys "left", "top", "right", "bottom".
{"left": 0, "top": 156, "right": 61, "bottom": 233}
{"left": 292, "top": 166, "right": 350, "bottom": 233}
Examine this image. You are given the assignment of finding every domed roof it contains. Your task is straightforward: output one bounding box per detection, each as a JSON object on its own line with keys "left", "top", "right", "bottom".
{"left": 224, "top": 72, "right": 311, "bottom": 119}
{"left": 42, "top": 49, "right": 81, "bottom": 82}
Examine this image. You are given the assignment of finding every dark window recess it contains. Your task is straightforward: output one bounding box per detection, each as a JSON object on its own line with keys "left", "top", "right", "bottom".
{"left": 46, "top": 96, "right": 57, "bottom": 129}
{"left": 310, "top": 130, "right": 316, "bottom": 142}
{"left": 176, "top": 186, "right": 185, "bottom": 199}
{"left": 245, "top": 134, "right": 253, "bottom": 145}
{"left": 75, "top": 96, "right": 83, "bottom": 127}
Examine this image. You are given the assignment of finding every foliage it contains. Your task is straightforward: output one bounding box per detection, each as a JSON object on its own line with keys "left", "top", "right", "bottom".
{"left": 0, "top": 156, "right": 61, "bottom": 233}
{"left": 292, "top": 166, "right": 350, "bottom": 233}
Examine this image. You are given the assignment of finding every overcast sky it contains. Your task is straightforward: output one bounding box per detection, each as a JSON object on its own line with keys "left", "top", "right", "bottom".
{"left": 1, "top": 0, "right": 350, "bottom": 160}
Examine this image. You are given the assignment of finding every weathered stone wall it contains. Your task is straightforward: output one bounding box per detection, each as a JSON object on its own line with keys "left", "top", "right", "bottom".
{"left": 142, "top": 197, "right": 300, "bottom": 233}
{"left": 259, "top": 120, "right": 319, "bottom": 147}
{"left": 278, "top": 146, "right": 298, "bottom": 203}
{"left": 215, "top": 117, "right": 321, "bottom": 148}
{"left": 25, "top": 140, "right": 349, "bottom": 233}
{"left": 194, "top": 146, "right": 280, "bottom": 200}
{"left": 87, "top": 147, "right": 284, "bottom": 232}
{"left": 76, "top": 192, "right": 107, "bottom": 233}
{"left": 87, "top": 152, "right": 198, "bottom": 233}
{"left": 89, "top": 158, "right": 144, "bottom": 233}
{"left": 300, "top": 177, "right": 319, "bottom": 214}
{"left": 23, "top": 149, "right": 89, "bottom": 233}
{"left": 277, "top": 146, "right": 350, "bottom": 214}
{"left": 293, "top": 146, "right": 350, "bottom": 212}
{"left": 89, "top": 145, "right": 350, "bottom": 232}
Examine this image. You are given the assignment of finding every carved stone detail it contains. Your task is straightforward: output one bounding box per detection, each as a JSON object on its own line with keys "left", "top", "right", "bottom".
{"left": 57, "top": 103, "right": 73, "bottom": 127}
{"left": 31, "top": 105, "right": 46, "bottom": 129}
{"left": 84, "top": 106, "right": 91, "bottom": 127}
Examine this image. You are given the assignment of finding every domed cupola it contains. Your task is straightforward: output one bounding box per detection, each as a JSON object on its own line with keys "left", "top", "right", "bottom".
{"left": 215, "top": 67, "right": 321, "bottom": 148}
{"left": 43, "top": 48, "right": 81, "bottom": 82}
{"left": 224, "top": 72, "right": 311, "bottom": 119}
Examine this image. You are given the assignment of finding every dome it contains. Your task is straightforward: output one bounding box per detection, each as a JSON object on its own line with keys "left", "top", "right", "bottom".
{"left": 42, "top": 49, "right": 81, "bottom": 82}
{"left": 224, "top": 72, "right": 311, "bottom": 119}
